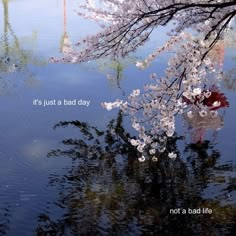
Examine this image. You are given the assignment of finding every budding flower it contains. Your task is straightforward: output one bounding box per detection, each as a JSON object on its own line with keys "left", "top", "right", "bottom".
{"left": 150, "top": 73, "right": 157, "bottom": 79}
{"left": 149, "top": 149, "right": 156, "bottom": 154}
{"left": 136, "top": 61, "right": 145, "bottom": 69}
{"left": 204, "top": 90, "right": 211, "bottom": 98}
{"left": 138, "top": 156, "right": 145, "bottom": 162}
{"left": 212, "top": 101, "right": 221, "bottom": 107}
{"left": 187, "top": 111, "right": 194, "bottom": 119}
{"left": 168, "top": 152, "right": 177, "bottom": 159}
{"left": 101, "top": 102, "right": 113, "bottom": 111}
{"left": 192, "top": 88, "right": 202, "bottom": 96}
{"left": 130, "top": 139, "right": 139, "bottom": 146}
{"left": 199, "top": 110, "right": 207, "bottom": 117}
{"left": 152, "top": 156, "right": 158, "bottom": 162}
{"left": 166, "top": 128, "right": 174, "bottom": 137}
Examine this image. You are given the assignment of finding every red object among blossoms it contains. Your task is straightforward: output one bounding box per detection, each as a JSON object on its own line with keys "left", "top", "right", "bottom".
{"left": 183, "top": 85, "right": 229, "bottom": 110}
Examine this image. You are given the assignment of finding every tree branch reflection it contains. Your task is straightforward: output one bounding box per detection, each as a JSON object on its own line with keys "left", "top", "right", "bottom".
{"left": 35, "top": 111, "right": 236, "bottom": 235}
{"left": 0, "top": 0, "right": 44, "bottom": 95}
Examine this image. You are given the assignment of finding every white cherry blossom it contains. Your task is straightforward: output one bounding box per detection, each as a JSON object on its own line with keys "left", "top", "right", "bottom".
{"left": 52, "top": 0, "right": 234, "bottom": 161}
{"left": 168, "top": 152, "right": 177, "bottom": 159}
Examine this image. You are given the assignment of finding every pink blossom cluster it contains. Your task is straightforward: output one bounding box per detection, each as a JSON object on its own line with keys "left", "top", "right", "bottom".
{"left": 51, "top": 0, "right": 235, "bottom": 161}
{"left": 102, "top": 33, "right": 224, "bottom": 161}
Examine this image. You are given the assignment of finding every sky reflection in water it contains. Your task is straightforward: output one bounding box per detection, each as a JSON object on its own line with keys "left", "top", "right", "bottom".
{"left": 0, "top": 0, "right": 236, "bottom": 235}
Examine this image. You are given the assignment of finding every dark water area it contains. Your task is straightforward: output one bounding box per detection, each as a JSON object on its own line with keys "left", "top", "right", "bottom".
{"left": 0, "top": 0, "right": 236, "bottom": 235}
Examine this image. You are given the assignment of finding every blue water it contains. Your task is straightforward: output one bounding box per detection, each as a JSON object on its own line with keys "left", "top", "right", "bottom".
{"left": 0, "top": 0, "right": 236, "bottom": 235}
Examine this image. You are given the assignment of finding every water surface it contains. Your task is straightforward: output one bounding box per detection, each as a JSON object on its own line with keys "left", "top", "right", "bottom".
{"left": 0, "top": 0, "right": 236, "bottom": 235}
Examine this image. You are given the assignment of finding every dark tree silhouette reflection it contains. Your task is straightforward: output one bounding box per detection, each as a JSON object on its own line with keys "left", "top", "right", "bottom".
{"left": 0, "top": 205, "right": 11, "bottom": 235}
{"left": 35, "top": 111, "right": 236, "bottom": 236}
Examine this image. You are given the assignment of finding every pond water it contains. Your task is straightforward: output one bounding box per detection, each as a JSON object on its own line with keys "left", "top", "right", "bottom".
{"left": 0, "top": 0, "right": 236, "bottom": 235}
